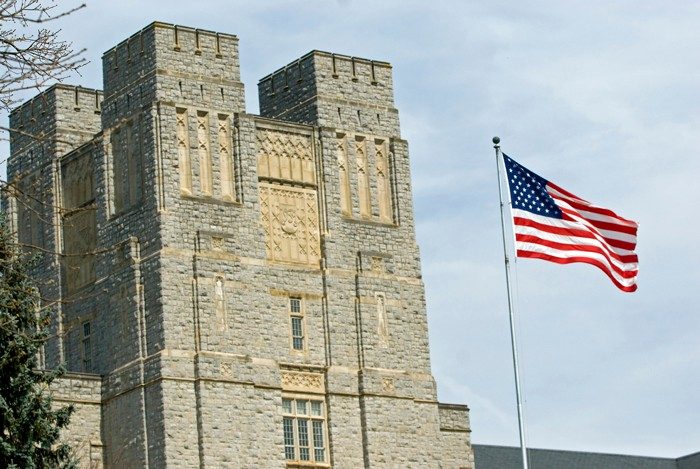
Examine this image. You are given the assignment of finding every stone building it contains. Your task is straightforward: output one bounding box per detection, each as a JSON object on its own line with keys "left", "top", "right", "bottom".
{"left": 5, "top": 22, "right": 473, "bottom": 468}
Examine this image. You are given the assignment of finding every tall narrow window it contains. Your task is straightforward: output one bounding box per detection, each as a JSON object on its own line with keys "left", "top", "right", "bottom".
{"left": 375, "top": 139, "right": 392, "bottom": 222}
{"left": 336, "top": 135, "right": 351, "bottom": 215}
{"left": 82, "top": 321, "right": 92, "bottom": 372}
{"left": 218, "top": 114, "right": 235, "bottom": 201}
{"left": 355, "top": 136, "right": 371, "bottom": 219}
{"left": 282, "top": 397, "right": 327, "bottom": 464}
{"left": 289, "top": 297, "right": 304, "bottom": 351}
{"left": 176, "top": 108, "right": 192, "bottom": 195}
{"left": 197, "top": 111, "right": 213, "bottom": 196}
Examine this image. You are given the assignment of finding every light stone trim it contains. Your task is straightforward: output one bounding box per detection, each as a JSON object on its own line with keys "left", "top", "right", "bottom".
{"left": 281, "top": 370, "right": 325, "bottom": 394}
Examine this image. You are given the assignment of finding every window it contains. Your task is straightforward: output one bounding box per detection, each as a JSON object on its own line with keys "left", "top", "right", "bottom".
{"left": 289, "top": 297, "right": 304, "bottom": 351}
{"left": 82, "top": 321, "right": 92, "bottom": 372}
{"left": 283, "top": 397, "right": 327, "bottom": 464}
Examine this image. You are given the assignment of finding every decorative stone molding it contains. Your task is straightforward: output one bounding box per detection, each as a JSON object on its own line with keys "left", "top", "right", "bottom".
{"left": 281, "top": 370, "right": 325, "bottom": 393}
{"left": 259, "top": 183, "right": 320, "bottom": 266}
{"left": 257, "top": 128, "right": 315, "bottom": 184}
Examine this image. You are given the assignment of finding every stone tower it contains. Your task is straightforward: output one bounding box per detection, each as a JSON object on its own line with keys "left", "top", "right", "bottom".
{"left": 5, "top": 22, "right": 474, "bottom": 468}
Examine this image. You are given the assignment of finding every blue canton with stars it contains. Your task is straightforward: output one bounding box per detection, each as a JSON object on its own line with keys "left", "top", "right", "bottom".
{"left": 503, "top": 154, "right": 563, "bottom": 219}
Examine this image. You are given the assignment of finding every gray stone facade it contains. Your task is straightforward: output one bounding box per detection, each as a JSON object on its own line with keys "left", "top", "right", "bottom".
{"left": 5, "top": 22, "right": 474, "bottom": 468}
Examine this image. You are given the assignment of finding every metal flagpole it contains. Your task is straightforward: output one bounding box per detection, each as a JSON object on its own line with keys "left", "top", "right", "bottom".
{"left": 492, "top": 136, "right": 529, "bottom": 469}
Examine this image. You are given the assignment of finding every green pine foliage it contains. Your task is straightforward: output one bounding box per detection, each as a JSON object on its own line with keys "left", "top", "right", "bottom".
{"left": 0, "top": 217, "right": 75, "bottom": 468}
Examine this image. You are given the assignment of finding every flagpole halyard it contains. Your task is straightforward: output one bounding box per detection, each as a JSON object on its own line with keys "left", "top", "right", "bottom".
{"left": 493, "top": 136, "right": 529, "bottom": 469}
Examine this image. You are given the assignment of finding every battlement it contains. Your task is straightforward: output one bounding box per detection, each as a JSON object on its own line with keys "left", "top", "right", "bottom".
{"left": 8, "top": 84, "right": 103, "bottom": 175}
{"left": 101, "top": 21, "right": 244, "bottom": 125}
{"left": 258, "top": 50, "right": 398, "bottom": 135}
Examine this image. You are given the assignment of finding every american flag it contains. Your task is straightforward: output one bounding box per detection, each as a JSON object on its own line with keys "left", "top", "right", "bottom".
{"left": 503, "top": 154, "right": 639, "bottom": 292}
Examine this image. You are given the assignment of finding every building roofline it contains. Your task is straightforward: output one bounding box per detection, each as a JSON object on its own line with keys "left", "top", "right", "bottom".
{"left": 102, "top": 21, "right": 239, "bottom": 57}
{"left": 258, "top": 50, "right": 391, "bottom": 84}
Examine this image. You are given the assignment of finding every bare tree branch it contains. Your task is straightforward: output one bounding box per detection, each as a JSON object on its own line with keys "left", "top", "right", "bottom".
{"left": 0, "top": 0, "right": 87, "bottom": 111}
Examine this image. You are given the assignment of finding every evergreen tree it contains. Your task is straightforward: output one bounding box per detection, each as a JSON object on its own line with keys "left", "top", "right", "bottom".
{"left": 0, "top": 216, "right": 75, "bottom": 468}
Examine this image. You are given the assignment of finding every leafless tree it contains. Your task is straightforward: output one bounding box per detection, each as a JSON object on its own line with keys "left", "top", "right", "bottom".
{"left": 0, "top": 0, "right": 87, "bottom": 112}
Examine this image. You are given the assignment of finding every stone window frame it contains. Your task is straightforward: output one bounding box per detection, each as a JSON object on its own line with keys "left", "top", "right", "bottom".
{"left": 282, "top": 395, "right": 329, "bottom": 467}
{"left": 289, "top": 297, "right": 306, "bottom": 353}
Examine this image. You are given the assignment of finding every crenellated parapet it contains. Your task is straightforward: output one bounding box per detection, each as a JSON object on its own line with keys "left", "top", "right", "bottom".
{"left": 258, "top": 51, "right": 399, "bottom": 137}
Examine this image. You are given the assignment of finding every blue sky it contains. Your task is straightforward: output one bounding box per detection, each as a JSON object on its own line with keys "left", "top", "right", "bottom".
{"left": 2, "top": 0, "right": 699, "bottom": 458}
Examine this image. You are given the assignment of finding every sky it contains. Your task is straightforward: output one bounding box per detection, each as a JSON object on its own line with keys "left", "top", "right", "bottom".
{"left": 2, "top": 0, "right": 699, "bottom": 459}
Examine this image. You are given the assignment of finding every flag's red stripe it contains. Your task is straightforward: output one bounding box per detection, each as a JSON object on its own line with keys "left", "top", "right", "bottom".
{"left": 559, "top": 206, "right": 638, "bottom": 236}
{"left": 548, "top": 184, "right": 637, "bottom": 225}
{"left": 516, "top": 249, "right": 638, "bottom": 292}
{"left": 546, "top": 181, "right": 587, "bottom": 203}
{"left": 515, "top": 226, "right": 639, "bottom": 264}
{"left": 516, "top": 233, "right": 638, "bottom": 266}
{"left": 513, "top": 216, "right": 637, "bottom": 252}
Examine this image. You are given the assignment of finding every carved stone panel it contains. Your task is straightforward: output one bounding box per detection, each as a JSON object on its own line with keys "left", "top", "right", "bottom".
{"left": 214, "top": 276, "right": 228, "bottom": 332}
{"left": 17, "top": 170, "right": 44, "bottom": 249}
{"left": 63, "top": 209, "right": 96, "bottom": 294}
{"left": 176, "top": 108, "right": 192, "bottom": 195}
{"left": 259, "top": 183, "right": 320, "bottom": 266}
{"left": 374, "top": 139, "right": 392, "bottom": 222}
{"left": 62, "top": 151, "right": 94, "bottom": 210}
{"left": 376, "top": 292, "right": 389, "bottom": 343}
{"left": 197, "top": 111, "right": 212, "bottom": 196}
{"left": 336, "top": 134, "right": 351, "bottom": 215}
{"left": 218, "top": 114, "right": 235, "bottom": 201}
{"left": 281, "top": 370, "right": 324, "bottom": 393}
{"left": 257, "top": 128, "right": 315, "bottom": 184}
{"left": 355, "top": 136, "right": 371, "bottom": 218}
{"left": 111, "top": 119, "right": 142, "bottom": 214}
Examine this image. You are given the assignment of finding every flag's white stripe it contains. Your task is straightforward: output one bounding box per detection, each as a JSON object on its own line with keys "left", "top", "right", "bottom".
{"left": 547, "top": 186, "right": 637, "bottom": 228}
{"left": 514, "top": 225, "right": 638, "bottom": 270}
{"left": 511, "top": 209, "right": 636, "bottom": 255}
{"left": 516, "top": 242, "right": 638, "bottom": 287}
{"left": 567, "top": 205, "right": 638, "bottom": 229}
{"left": 563, "top": 208, "right": 638, "bottom": 244}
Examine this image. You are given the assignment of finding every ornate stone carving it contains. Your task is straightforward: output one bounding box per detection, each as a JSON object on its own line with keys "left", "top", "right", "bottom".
{"left": 375, "top": 139, "right": 392, "bottom": 222}
{"left": 211, "top": 236, "right": 224, "bottom": 251}
{"left": 17, "top": 171, "right": 44, "bottom": 248}
{"left": 259, "top": 183, "right": 320, "bottom": 266}
{"left": 62, "top": 152, "right": 94, "bottom": 210}
{"left": 370, "top": 256, "right": 384, "bottom": 272}
{"left": 257, "top": 128, "right": 315, "bottom": 184}
{"left": 111, "top": 120, "right": 142, "bottom": 213}
{"left": 197, "top": 111, "right": 212, "bottom": 196}
{"left": 63, "top": 209, "right": 96, "bottom": 294}
{"left": 355, "top": 136, "right": 371, "bottom": 218}
{"left": 336, "top": 135, "right": 351, "bottom": 215}
{"left": 281, "top": 371, "right": 324, "bottom": 393}
{"left": 214, "top": 276, "right": 227, "bottom": 332}
{"left": 176, "top": 108, "right": 192, "bottom": 195}
{"left": 218, "top": 114, "right": 235, "bottom": 201}
{"left": 376, "top": 292, "right": 389, "bottom": 343}
{"left": 382, "top": 377, "right": 395, "bottom": 393}
{"left": 220, "top": 362, "right": 232, "bottom": 377}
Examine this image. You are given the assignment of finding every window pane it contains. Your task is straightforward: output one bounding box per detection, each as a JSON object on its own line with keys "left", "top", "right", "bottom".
{"left": 292, "top": 337, "right": 303, "bottom": 350}
{"left": 290, "top": 298, "right": 301, "bottom": 313}
{"left": 291, "top": 317, "right": 303, "bottom": 336}
{"left": 311, "top": 401, "right": 322, "bottom": 416}
{"left": 298, "top": 419, "right": 310, "bottom": 460}
{"left": 313, "top": 420, "right": 325, "bottom": 462}
{"left": 83, "top": 322, "right": 91, "bottom": 336}
{"left": 283, "top": 417, "right": 295, "bottom": 460}
{"left": 282, "top": 399, "right": 293, "bottom": 414}
{"left": 296, "top": 400, "right": 308, "bottom": 415}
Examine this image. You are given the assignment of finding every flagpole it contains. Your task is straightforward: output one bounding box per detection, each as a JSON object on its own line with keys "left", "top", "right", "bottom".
{"left": 493, "top": 136, "right": 529, "bottom": 469}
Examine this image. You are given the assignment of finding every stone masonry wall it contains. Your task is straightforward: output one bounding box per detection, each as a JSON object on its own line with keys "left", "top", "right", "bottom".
{"left": 6, "top": 21, "right": 474, "bottom": 468}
